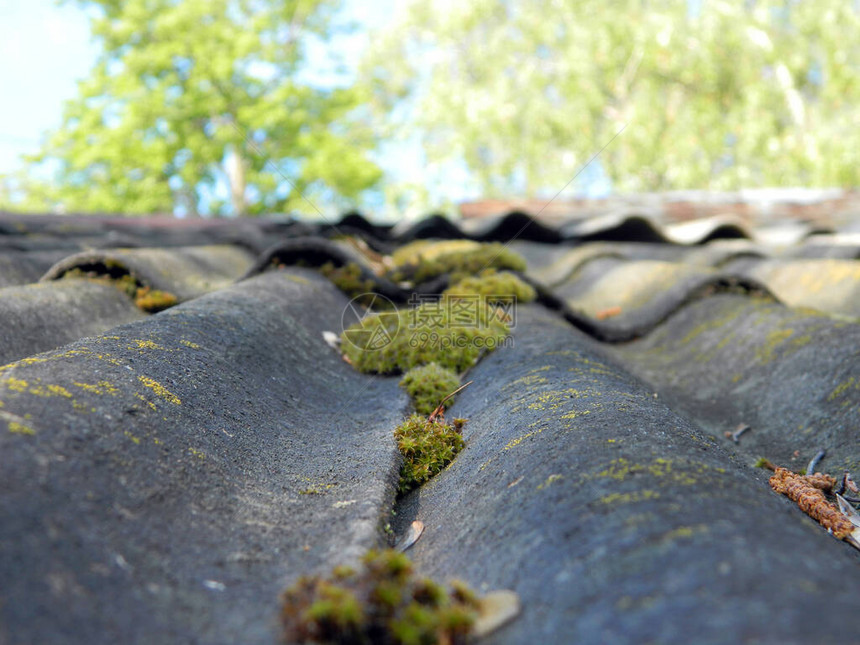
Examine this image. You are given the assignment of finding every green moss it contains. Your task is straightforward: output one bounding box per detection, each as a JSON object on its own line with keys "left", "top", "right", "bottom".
{"left": 342, "top": 297, "right": 509, "bottom": 375}
{"left": 754, "top": 457, "right": 777, "bottom": 470}
{"left": 399, "top": 363, "right": 461, "bottom": 415}
{"left": 390, "top": 242, "right": 527, "bottom": 285}
{"left": 281, "top": 549, "right": 479, "bottom": 645}
{"left": 62, "top": 268, "right": 177, "bottom": 313}
{"left": 319, "top": 261, "right": 378, "bottom": 304}
{"left": 443, "top": 269, "right": 536, "bottom": 303}
{"left": 395, "top": 413, "right": 466, "bottom": 494}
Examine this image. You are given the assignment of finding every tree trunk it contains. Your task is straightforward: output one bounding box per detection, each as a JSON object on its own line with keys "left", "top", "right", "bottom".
{"left": 225, "top": 144, "right": 247, "bottom": 216}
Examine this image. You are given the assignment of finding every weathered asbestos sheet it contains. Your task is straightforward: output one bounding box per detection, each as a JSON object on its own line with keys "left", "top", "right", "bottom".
{"left": 42, "top": 245, "right": 256, "bottom": 301}
{"left": 611, "top": 294, "right": 860, "bottom": 470}
{"left": 396, "top": 306, "right": 860, "bottom": 644}
{"left": 0, "top": 269, "right": 405, "bottom": 644}
{"left": 0, "top": 280, "right": 146, "bottom": 366}
{"left": 0, "top": 249, "right": 70, "bottom": 288}
{"left": 726, "top": 258, "right": 860, "bottom": 318}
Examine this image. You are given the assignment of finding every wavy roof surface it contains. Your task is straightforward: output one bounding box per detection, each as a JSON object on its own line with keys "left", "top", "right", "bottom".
{"left": 1, "top": 209, "right": 859, "bottom": 644}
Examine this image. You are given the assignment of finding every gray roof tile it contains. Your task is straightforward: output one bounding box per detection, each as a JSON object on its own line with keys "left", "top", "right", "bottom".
{"left": 0, "top": 269, "right": 404, "bottom": 644}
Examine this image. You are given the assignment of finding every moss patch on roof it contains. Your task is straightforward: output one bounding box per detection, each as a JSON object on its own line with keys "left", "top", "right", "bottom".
{"left": 399, "top": 363, "right": 461, "bottom": 416}
{"left": 389, "top": 241, "right": 527, "bottom": 284}
{"left": 394, "top": 413, "right": 466, "bottom": 494}
{"left": 281, "top": 549, "right": 479, "bottom": 644}
{"left": 443, "top": 269, "right": 536, "bottom": 303}
{"left": 341, "top": 297, "right": 509, "bottom": 375}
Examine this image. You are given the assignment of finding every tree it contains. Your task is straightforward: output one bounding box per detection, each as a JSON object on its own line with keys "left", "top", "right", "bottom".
{"left": 362, "top": 0, "right": 860, "bottom": 196}
{"left": 10, "top": 0, "right": 380, "bottom": 216}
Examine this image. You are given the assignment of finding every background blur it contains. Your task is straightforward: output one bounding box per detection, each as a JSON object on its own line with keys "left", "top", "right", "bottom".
{"left": 0, "top": 0, "right": 858, "bottom": 220}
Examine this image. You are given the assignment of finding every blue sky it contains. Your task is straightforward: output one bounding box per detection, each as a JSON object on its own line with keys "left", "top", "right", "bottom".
{"left": 0, "top": 0, "right": 98, "bottom": 173}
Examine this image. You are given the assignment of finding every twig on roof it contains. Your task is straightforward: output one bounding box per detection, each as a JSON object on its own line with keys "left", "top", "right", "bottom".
{"left": 724, "top": 423, "right": 750, "bottom": 444}
{"left": 427, "top": 380, "right": 473, "bottom": 424}
{"left": 806, "top": 449, "right": 826, "bottom": 475}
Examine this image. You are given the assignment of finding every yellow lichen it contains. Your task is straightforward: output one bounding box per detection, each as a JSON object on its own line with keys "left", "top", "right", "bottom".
{"left": 559, "top": 410, "right": 591, "bottom": 420}
{"left": 133, "top": 392, "right": 157, "bottom": 410}
{"left": 8, "top": 421, "right": 35, "bottom": 435}
{"left": 828, "top": 377, "right": 857, "bottom": 402}
{"left": 537, "top": 474, "right": 563, "bottom": 490}
{"left": 592, "top": 457, "right": 717, "bottom": 487}
{"left": 73, "top": 380, "right": 119, "bottom": 396}
{"left": 138, "top": 376, "right": 181, "bottom": 405}
{"left": 28, "top": 384, "right": 73, "bottom": 398}
{"left": 596, "top": 490, "right": 660, "bottom": 505}
{"left": 180, "top": 340, "right": 201, "bottom": 349}
{"left": 754, "top": 328, "right": 794, "bottom": 364}
{"left": 507, "top": 374, "right": 549, "bottom": 388}
{"left": 131, "top": 339, "right": 164, "bottom": 350}
{"left": 3, "top": 377, "right": 29, "bottom": 393}
{"left": 134, "top": 287, "right": 178, "bottom": 313}
{"left": 527, "top": 388, "right": 599, "bottom": 411}
{"left": 659, "top": 524, "right": 709, "bottom": 543}
{"left": 282, "top": 274, "right": 311, "bottom": 285}
{"left": 505, "top": 428, "right": 543, "bottom": 450}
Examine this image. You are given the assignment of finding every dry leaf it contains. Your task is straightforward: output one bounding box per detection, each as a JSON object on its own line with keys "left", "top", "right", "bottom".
{"left": 322, "top": 331, "right": 340, "bottom": 350}
{"left": 595, "top": 306, "right": 622, "bottom": 320}
{"left": 394, "top": 520, "right": 425, "bottom": 553}
{"left": 836, "top": 494, "right": 860, "bottom": 550}
{"left": 473, "top": 590, "right": 521, "bottom": 638}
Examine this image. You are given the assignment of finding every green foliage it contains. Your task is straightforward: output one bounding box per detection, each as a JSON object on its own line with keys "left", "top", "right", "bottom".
{"left": 364, "top": 0, "right": 860, "bottom": 193}
{"left": 341, "top": 297, "right": 509, "bottom": 374}
{"left": 444, "top": 269, "right": 536, "bottom": 303}
{"left": 281, "top": 549, "right": 479, "bottom": 644}
{"left": 9, "top": 0, "right": 380, "bottom": 216}
{"left": 399, "top": 363, "right": 461, "bottom": 415}
{"left": 394, "top": 414, "right": 466, "bottom": 494}
{"left": 390, "top": 242, "right": 527, "bottom": 285}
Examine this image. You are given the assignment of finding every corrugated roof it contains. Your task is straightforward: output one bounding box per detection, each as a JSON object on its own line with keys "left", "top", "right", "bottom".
{"left": 1, "top": 209, "right": 859, "bottom": 643}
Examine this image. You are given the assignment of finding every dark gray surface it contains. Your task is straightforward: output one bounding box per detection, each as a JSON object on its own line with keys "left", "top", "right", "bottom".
{"left": 0, "top": 249, "right": 70, "bottom": 287}
{"left": 613, "top": 294, "right": 860, "bottom": 471}
{"left": 526, "top": 241, "right": 767, "bottom": 288}
{"left": 0, "top": 279, "right": 147, "bottom": 366}
{"left": 0, "top": 269, "right": 406, "bottom": 645}
{"left": 550, "top": 257, "right": 773, "bottom": 341}
{"left": 396, "top": 305, "right": 860, "bottom": 644}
